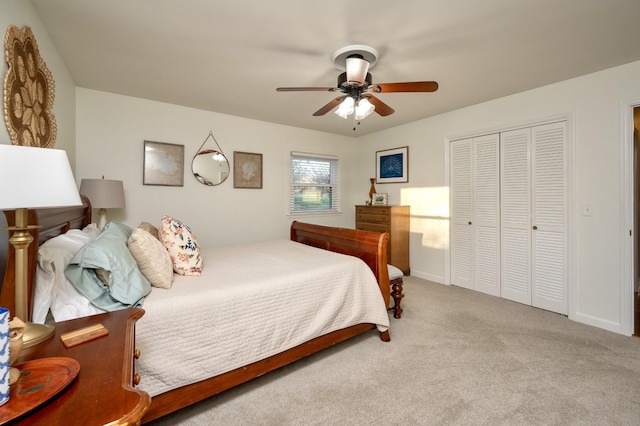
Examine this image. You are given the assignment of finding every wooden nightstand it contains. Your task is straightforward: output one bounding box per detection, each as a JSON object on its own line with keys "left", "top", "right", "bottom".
{"left": 8, "top": 308, "right": 150, "bottom": 425}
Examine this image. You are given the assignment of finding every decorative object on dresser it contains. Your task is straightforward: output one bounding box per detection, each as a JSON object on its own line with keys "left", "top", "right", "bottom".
{"left": 0, "top": 145, "right": 81, "bottom": 348}
{"left": 368, "top": 177, "right": 377, "bottom": 204}
{"left": 376, "top": 146, "right": 408, "bottom": 183}
{"left": 355, "top": 205, "right": 410, "bottom": 275}
{"left": 372, "top": 193, "right": 388, "bottom": 206}
{"left": 191, "top": 131, "right": 230, "bottom": 186}
{"left": 3, "top": 25, "right": 57, "bottom": 148}
{"left": 78, "top": 177, "right": 125, "bottom": 230}
{"left": 143, "top": 140, "right": 185, "bottom": 186}
{"left": 233, "top": 151, "right": 263, "bottom": 189}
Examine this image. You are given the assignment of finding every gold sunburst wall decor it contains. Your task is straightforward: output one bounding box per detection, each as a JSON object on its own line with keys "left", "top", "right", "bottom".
{"left": 3, "top": 25, "right": 57, "bottom": 148}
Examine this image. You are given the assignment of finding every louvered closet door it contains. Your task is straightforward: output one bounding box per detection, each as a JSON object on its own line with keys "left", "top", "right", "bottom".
{"left": 473, "top": 134, "right": 500, "bottom": 296}
{"left": 450, "top": 139, "right": 473, "bottom": 290}
{"left": 500, "top": 128, "right": 532, "bottom": 305}
{"left": 531, "top": 121, "right": 567, "bottom": 315}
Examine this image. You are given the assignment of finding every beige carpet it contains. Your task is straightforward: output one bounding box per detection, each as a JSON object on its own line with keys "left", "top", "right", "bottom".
{"left": 147, "top": 277, "right": 640, "bottom": 425}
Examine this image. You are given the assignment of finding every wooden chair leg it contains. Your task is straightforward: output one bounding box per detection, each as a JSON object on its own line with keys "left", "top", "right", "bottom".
{"left": 388, "top": 277, "right": 404, "bottom": 319}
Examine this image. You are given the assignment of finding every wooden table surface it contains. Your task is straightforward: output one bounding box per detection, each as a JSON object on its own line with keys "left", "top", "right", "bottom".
{"left": 5, "top": 308, "right": 150, "bottom": 425}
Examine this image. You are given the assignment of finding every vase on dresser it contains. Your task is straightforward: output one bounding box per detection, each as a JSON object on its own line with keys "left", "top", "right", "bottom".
{"left": 368, "top": 178, "right": 377, "bottom": 204}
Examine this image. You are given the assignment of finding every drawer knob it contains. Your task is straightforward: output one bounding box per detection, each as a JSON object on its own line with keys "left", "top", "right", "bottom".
{"left": 133, "top": 372, "right": 141, "bottom": 386}
{"left": 134, "top": 348, "right": 141, "bottom": 359}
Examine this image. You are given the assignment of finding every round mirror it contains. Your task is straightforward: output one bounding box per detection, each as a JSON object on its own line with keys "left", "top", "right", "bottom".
{"left": 192, "top": 149, "right": 230, "bottom": 186}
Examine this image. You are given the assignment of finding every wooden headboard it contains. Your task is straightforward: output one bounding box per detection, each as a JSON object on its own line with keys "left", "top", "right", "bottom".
{"left": 0, "top": 195, "right": 92, "bottom": 319}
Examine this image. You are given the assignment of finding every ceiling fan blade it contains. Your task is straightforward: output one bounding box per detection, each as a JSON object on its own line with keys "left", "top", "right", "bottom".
{"left": 364, "top": 94, "right": 395, "bottom": 116}
{"left": 276, "top": 87, "right": 338, "bottom": 92}
{"left": 370, "top": 81, "right": 439, "bottom": 93}
{"left": 312, "top": 96, "right": 346, "bottom": 116}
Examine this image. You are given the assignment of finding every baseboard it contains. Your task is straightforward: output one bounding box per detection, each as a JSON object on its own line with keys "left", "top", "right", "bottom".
{"left": 408, "top": 270, "right": 445, "bottom": 284}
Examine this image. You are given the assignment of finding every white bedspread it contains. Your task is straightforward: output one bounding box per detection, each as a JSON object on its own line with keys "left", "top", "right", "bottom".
{"left": 136, "top": 239, "right": 390, "bottom": 397}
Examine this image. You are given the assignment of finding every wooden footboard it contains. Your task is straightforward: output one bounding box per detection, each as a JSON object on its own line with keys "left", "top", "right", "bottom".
{"left": 142, "top": 222, "right": 391, "bottom": 422}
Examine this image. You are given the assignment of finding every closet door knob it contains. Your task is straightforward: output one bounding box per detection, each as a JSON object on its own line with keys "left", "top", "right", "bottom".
{"left": 532, "top": 225, "right": 538, "bottom": 230}
{"left": 468, "top": 221, "right": 472, "bottom": 225}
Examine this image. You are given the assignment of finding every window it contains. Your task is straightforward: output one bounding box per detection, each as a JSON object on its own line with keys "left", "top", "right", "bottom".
{"left": 289, "top": 152, "right": 340, "bottom": 214}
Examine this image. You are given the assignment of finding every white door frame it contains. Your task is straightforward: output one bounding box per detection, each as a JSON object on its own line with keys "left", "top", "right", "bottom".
{"left": 620, "top": 99, "right": 640, "bottom": 336}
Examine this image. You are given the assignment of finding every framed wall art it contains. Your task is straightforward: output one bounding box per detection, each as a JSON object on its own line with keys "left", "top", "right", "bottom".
{"left": 143, "top": 140, "right": 185, "bottom": 186}
{"left": 376, "top": 146, "right": 408, "bottom": 184}
{"left": 372, "top": 193, "right": 388, "bottom": 205}
{"left": 233, "top": 151, "right": 263, "bottom": 189}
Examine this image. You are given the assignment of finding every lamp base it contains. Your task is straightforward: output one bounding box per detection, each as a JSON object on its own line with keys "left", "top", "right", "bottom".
{"left": 23, "top": 321, "right": 55, "bottom": 349}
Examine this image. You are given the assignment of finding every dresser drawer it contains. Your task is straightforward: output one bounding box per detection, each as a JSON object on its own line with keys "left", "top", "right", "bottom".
{"left": 355, "top": 222, "right": 390, "bottom": 234}
{"left": 356, "top": 207, "right": 390, "bottom": 224}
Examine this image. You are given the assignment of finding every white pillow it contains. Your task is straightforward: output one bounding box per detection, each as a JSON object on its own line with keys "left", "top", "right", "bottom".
{"left": 34, "top": 229, "right": 105, "bottom": 323}
{"left": 82, "top": 223, "right": 101, "bottom": 240}
{"left": 128, "top": 227, "right": 174, "bottom": 289}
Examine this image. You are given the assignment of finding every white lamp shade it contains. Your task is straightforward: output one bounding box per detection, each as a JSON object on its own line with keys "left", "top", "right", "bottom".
{"left": 0, "top": 145, "right": 82, "bottom": 209}
{"left": 345, "top": 56, "right": 370, "bottom": 85}
{"left": 355, "top": 97, "right": 376, "bottom": 120}
{"left": 79, "top": 179, "right": 125, "bottom": 209}
{"left": 335, "top": 96, "right": 355, "bottom": 119}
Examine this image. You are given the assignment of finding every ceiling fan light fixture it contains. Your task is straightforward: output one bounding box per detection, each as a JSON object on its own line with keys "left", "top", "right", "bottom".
{"left": 335, "top": 96, "right": 355, "bottom": 119}
{"left": 355, "top": 97, "right": 375, "bottom": 120}
{"left": 345, "top": 55, "right": 369, "bottom": 85}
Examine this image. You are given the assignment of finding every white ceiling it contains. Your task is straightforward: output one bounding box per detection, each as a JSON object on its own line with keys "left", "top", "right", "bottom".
{"left": 30, "top": 0, "right": 640, "bottom": 137}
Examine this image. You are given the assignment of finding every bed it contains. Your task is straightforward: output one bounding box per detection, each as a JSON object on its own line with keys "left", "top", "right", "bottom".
{"left": 1, "top": 197, "right": 392, "bottom": 422}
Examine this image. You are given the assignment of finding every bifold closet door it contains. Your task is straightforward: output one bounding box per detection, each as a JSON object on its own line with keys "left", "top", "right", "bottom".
{"left": 450, "top": 134, "right": 500, "bottom": 295}
{"left": 531, "top": 121, "right": 567, "bottom": 315}
{"left": 500, "top": 122, "right": 567, "bottom": 314}
{"left": 500, "top": 128, "right": 532, "bottom": 305}
{"left": 450, "top": 139, "right": 473, "bottom": 290}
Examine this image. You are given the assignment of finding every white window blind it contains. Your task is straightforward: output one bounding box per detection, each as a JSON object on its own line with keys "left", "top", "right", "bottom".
{"left": 289, "top": 152, "right": 340, "bottom": 214}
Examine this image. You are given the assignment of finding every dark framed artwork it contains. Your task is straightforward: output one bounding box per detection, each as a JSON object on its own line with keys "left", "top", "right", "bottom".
{"left": 233, "top": 151, "right": 263, "bottom": 189}
{"left": 143, "top": 140, "right": 185, "bottom": 186}
{"left": 376, "top": 146, "right": 408, "bottom": 183}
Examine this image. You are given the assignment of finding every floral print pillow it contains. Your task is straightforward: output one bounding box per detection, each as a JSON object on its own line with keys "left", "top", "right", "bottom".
{"left": 159, "top": 215, "right": 203, "bottom": 275}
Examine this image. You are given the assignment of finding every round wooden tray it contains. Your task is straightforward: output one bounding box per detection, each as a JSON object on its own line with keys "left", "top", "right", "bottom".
{"left": 0, "top": 357, "right": 80, "bottom": 424}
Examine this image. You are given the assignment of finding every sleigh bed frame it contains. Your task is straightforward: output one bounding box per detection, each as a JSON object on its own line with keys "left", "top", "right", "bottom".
{"left": 1, "top": 198, "right": 391, "bottom": 423}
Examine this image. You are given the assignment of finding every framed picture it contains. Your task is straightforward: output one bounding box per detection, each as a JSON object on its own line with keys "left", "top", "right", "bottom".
{"left": 376, "top": 146, "right": 408, "bottom": 184}
{"left": 372, "top": 193, "right": 388, "bottom": 205}
{"left": 233, "top": 151, "right": 263, "bottom": 189}
{"left": 143, "top": 140, "right": 185, "bottom": 186}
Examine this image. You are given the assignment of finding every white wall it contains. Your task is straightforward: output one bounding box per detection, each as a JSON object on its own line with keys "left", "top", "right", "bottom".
{"left": 356, "top": 60, "right": 640, "bottom": 334}
{"left": 0, "top": 0, "right": 76, "bottom": 165}
{"left": 75, "top": 89, "right": 360, "bottom": 246}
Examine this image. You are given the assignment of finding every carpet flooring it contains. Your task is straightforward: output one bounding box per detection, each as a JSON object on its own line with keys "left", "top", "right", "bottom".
{"left": 148, "top": 277, "right": 640, "bottom": 425}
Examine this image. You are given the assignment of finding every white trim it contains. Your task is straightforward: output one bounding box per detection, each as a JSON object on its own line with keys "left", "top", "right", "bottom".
{"left": 443, "top": 136, "right": 451, "bottom": 286}
{"left": 619, "top": 99, "right": 640, "bottom": 336}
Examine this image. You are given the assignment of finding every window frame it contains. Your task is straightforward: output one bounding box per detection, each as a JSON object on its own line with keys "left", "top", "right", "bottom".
{"left": 289, "top": 151, "right": 341, "bottom": 215}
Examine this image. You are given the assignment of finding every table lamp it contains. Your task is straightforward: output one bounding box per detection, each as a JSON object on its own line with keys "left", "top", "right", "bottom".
{"left": 0, "top": 145, "right": 82, "bottom": 348}
{"left": 79, "top": 178, "right": 125, "bottom": 230}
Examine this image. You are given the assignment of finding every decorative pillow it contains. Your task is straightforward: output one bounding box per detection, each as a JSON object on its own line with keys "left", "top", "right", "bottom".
{"left": 159, "top": 215, "right": 203, "bottom": 275}
{"left": 138, "top": 221, "right": 160, "bottom": 240}
{"left": 34, "top": 229, "right": 105, "bottom": 323}
{"left": 128, "top": 227, "right": 174, "bottom": 289}
{"left": 65, "top": 222, "right": 151, "bottom": 311}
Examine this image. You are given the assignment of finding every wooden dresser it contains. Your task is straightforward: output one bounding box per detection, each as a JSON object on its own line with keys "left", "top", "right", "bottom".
{"left": 355, "top": 205, "right": 410, "bottom": 274}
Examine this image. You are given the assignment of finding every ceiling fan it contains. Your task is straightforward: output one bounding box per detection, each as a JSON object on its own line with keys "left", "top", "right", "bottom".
{"left": 276, "top": 45, "right": 438, "bottom": 123}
